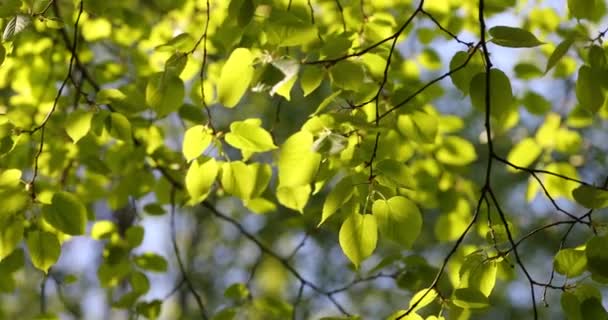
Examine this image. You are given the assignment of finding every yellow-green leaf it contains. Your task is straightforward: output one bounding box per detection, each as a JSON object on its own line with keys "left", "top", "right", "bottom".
{"left": 278, "top": 131, "right": 321, "bottom": 187}
{"left": 489, "top": 26, "right": 544, "bottom": 48}
{"left": 224, "top": 120, "right": 277, "bottom": 153}
{"left": 42, "top": 192, "right": 88, "bottom": 235}
{"left": 26, "top": 230, "right": 60, "bottom": 273}
{"left": 185, "top": 158, "right": 218, "bottom": 205}
{"left": 372, "top": 196, "right": 422, "bottom": 248}
{"left": 506, "top": 138, "right": 542, "bottom": 172}
{"left": 572, "top": 185, "right": 608, "bottom": 209}
{"left": 469, "top": 68, "right": 514, "bottom": 120}
{"left": 0, "top": 215, "right": 24, "bottom": 260}
{"left": 319, "top": 176, "right": 354, "bottom": 226}
{"left": 276, "top": 184, "right": 310, "bottom": 213}
{"left": 146, "top": 72, "right": 185, "bottom": 117}
{"left": 554, "top": 248, "right": 587, "bottom": 278}
{"left": 218, "top": 48, "right": 254, "bottom": 108}
{"left": 546, "top": 38, "right": 574, "bottom": 73}
{"left": 182, "top": 125, "right": 212, "bottom": 162}
{"left": 65, "top": 110, "right": 94, "bottom": 143}
{"left": 339, "top": 213, "right": 377, "bottom": 269}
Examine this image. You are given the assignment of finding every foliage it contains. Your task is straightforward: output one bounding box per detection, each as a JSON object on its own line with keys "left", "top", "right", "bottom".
{"left": 1, "top": 0, "right": 608, "bottom": 319}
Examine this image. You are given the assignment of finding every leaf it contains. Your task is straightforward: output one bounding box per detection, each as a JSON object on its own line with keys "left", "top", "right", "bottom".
{"left": 372, "top": 196, "right": 422, "bottom": 248}
{"left": 586, "top": 235, "right": 608, "bottom": 278}
{"left": 546, "top": 38, "right": 574, "bottom": 73}
{"left": 237, "top": 0, "right": 254, "bottom": 27}
{"left": 330, "top": 61, "right": 365, "bottom": 91}
{"left": 568, "top": 0, "right": 598, "bottom": 20}
{"left": 397, "top": 110, "right": 438, "bottom": 144}
{"left": 581, "top": 298, "right": 608, "bottom": 320}
{"left": 449, "top": 51, "right": 484, "bottom": 95}
{"left": 339, "top": 213, "right": 377, "bottom": 269}
{"left": 218, "top": 48, "right": 255, "bottom": 108}
{"left": 0, "top": 215, "right": 24, "bottom": 260}
{"left": 106, "top": 112, "right": 132, "bottom": 142}
{"left": 136, "top": 300, "right": 162, "bottom": 320}
{"left": 221, "top": 161, "right": 255, "bottom": 200}
{"left": 572, "top": 185, "right": 608, "bottom": 209}
{"left": 506, "top": 138, "right": 542, "bottom": 171}
{"left": 269, "top": 58, "right": 299, "bottom": 100}
{"left": 185, "top": 158, "right": 218, "bottom": 205}
{"left": 276, "top": 184, "right": 310, "bottom": 213}
{"left": 65, "top": 110, "right": 94, "bottom": 143}
{"left": 319, "top": 176, "right": 355, "bottom": 226}
{"left": 224, "top": 120, "right": 277, "bottom": 153}
{"left": 3, "top": 15, "right": 31, "bottom": 42}
{"left": 452, "top": 288, "right": 490, "bottom": 309}
{"left": 554, "top": 248, "right": 587, "bottom": 278}
{"left": 489, "top": 26, "right": 544, "bottom": 48}
{"left": 182, "top": 125, "right": 213, "bottom": 162}
{"left": 26, "top": 231, "right": 60, "bottom": 273}
{"left": 146, "top": 72, "right": 185, "bottom": 117}
{"left": 265, "top": 11, "right": 317, "bottom": 47}
{"left": 408, "top": 288, "right": 438, "bottom": 312}
{"left": 469, "top": 68, "right": 514, "bottom": 120}
{"left": 435, "top": 136, "right": 477, "bottom": 166}
{"left": 300, "top": 65, "right": 324, "bottom": 96}
{"left": 458, "top": 254, "right": 497, "bottom": 297}
{"left": 575, "top": 66, "right": 604, "bottom": 113}
{"left": 278, "top": 131, "right": 321, "bottom": 187}
{"left": 133, "top": 253, "right": 168, "bottom": 272}
{"left": 90, "top": 220, "right": 117, "bottom": 240}
{"left": 42, "top": 192, "right": 88, "bottom": 235}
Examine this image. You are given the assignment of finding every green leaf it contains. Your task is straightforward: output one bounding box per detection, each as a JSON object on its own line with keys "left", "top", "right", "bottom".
{"left": 568, "top": 0, "right": 599, "bottom": 20}
{"left": 224, "top": 283, "right": 249, "bottom": 300}
{"left": 469, "top": 68, "right": 514, "bottom": 120}
{"left": 26, "top": 230, "right": 60, "bottom": 273}
{"left": 522, "top": 91, "right": 551, "bottom": 115}
{"left": 489, "top": 26, "right": 543, "bottom": 48}
{"left": 185, "top": 157, "right": 218, "bottom": 205}
{"left": 586, "top": 235, "right": 608, "bottom": 278}
{"left": 133, "top": 253, "right": 168, "bottom": 272}
{"left": 182, "top": 125, "right": 213, "bottom": 162}
{"left": 554, "top": 248, "right": 587, "bottom": 278}
{"left": 546, "top": 38, "right": 574, "bottom": 73}
{"left": 330, "top": 61, "right": 365, "bottom": 91}
{"left": 0, "top": 215, "right": 24, "bottom": 260}
{"left": 300, "top": 65, "right": 324, "bottom": 96}
{"left": 397, "top": 110, "right": 438, "bottom": 144}
{"left": 588, "top": 45, "right": 607, "bottom": 68}
{"left": 339, "top": 213, "right": 377, "bottom": 269}
{"left": 265, "top": 11, "right": 317, "bottom": 47}
{"left": 221, "top": 161, "right": 255, "bottom": 200}
{"left": 372, "top": 196, "right": 422, "bottom": 248}
{"left": 453, "top": 288, "right": 490, "bottom": 309}
{"left": 458, "top": 253, "right": 497, "bottom": 297}
{"left": 90, "top": 220, "right": 117, "bottom": 240}
{"left": 408, "top": 288, "right": 438, "bottom": 312}
{"left": 218, "top": 48, "right": 255, "bottom": 108}
{"left": 581, "top": 298, "right": 608, "bottom": 320}
{"left": 65, "top": 110, "right": 94, "bottom": 143}
{"left": 449, "top": 51, "right": 484, "bottom": 95}
{"left": 0, "top": 44, "right": 4, "bottom": 67}
{"left": 42, "top": 192, "right": 88, "bottom": 235}
{"left": 319, "top": 176, "right": 355, "bottom": 226}
{"left": 164, "top": 53, "right": 187, "bottom": 76}
{"left": 136, "top": 300, "right": 162, "bottom": 320}
{"left": 278, "top": 131, "right": 321, "bottom": 187}
{"left": 146, "top": 72, "right": 185, "bottom": 117}
{"left": 276, "top": 184, "right": 310, "bottom": 213}
{"left": 506, "top": 138, "right": 542, "bottom": 172}
{"left": 106, "top": 112, "right": 132, "bottom": 142}
{"left": 575, "top": 66, "right": 604, "bottom": 113}
{"left": 269, "top": 58, "right": 299, "bottom": 100}
{"left": 224, "top": 120, "right": 277, "bottom": 153}
{"left": 436, "top": 136, "right": 477, "bottom": 166}
{"left": 572, "top": 185, "right": 608, "bottom": 209}
{"left": 0, "top": 169, "right": 21, "bottom": 189}
{"left": 237, "top": 0, "right": 254, "bottom": 27}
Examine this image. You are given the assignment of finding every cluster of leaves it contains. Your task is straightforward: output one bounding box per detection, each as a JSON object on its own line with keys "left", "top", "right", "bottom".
{"left": 2, "top": 0, "right": 608, "bottom": 319}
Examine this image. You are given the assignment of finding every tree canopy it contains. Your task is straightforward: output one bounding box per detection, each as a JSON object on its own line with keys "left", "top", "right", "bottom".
{"left": 1, "top": 0, "right": 608, "bottom": 319}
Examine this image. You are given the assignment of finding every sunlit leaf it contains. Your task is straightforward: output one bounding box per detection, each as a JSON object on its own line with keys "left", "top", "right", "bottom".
{"left": 339, "top": 213, "right": 377, "bottom": 269}
{"left": 489, "top": 26, "right": 543, "bottom": 48}
{"left": 42, "top": 192, "right": 88, "bottom": 235}
{"left": 26, "top": 231, "right": 60, "bottom": 273}
{"left": 218, "top": 48, "right": 255, "bottom": 108}
{"left": 372, "top": 196, "right": 422, "bottom": 248}
{"left": 182, "top": 125, "right": 213, "bottom": 162}
{"left": 555, "top": 248, "right": 587, "bottom": 278}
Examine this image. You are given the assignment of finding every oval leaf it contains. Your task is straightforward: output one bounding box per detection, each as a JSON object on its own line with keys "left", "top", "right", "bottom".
{"left": 489, "top": 26, "right": 544, "bottom": 48}
{"left": 42, "top": 191, "right": 88, "bottom": 235}
{"left": 339, "top": 213, "right": 377, "bottom": 269}
{"left": 372, "top": 196, "right": 422, "bottom": 248}
{"left": 26, "top": 230, "right": 60, "bottom": 273}
{"left": 218, "top": 48, "right": 255, "bottom": 108}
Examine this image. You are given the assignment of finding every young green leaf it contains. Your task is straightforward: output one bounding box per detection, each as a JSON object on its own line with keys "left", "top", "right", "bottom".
{"left": 452, "top": 288, "right": 490, "bottom": 309}
{"left": 182, "top": 125, "right": 212, "bottom": 162}
{"left": 458, "top": 253, "right": 497, "bottom": 297}
{"left": 65, "top": 110, "right": 94, "bottom": 143}
{"left": 372, "top": 196, "right": 422, "bottom": 248}
{"left": 469, "top": 68, "right": 514, "bottom": 119}
{"left": 133, "top": 253, "right": 168, "bottom": 272}
{"left": 218, "top": 48, "right": 255, "bottom": 108}
{"left": 0, "top": 215, "right": 24, "bottom": 260}
{"left": 339, "top": 213, "right": 377, "bottom": 269}
{"left": 506, "top": 138, "right": 542, "bottom": 172}
{"left": 146, "top": 72, "right": 185, "bottom": 117}
{"left": 276, "top": 184, "right": 311, "bottom": 213}
{"left": 586, "top": 235, "right": 608, "bottom": 278}
{"left": 329, "top": 61, "right": 365, "bottom": 91}
{"left": 408, "top": 288, "right": 438, "bottom": 312}
{"left": 26, "top": 230, "right": 60, "bottom": 273}
{"left": 572, "top": 185, "right": 608, "bottom": 209}
{"left": 278, "top": 131, "right": 321, "bottom": 187}
{"left": 489, "top": 26, "right": 544, "bottom": 48}
{"left": 319, "top": 176, "right": 355, "bottom": 226}
{"left": 546, "top": 38, "right": 574, "bottom": 73}
{"left": 107, "top": 112, "right": 132, "bottom": 142}
{"left": 554, "top": 248, "right": 587, "bottom": 278}
{"left": 221, "top": 161, "right": 255, "bottom": 200}
{"left": 185, "top": 158, "right": 218, "bottom": 205}
{"left": 224, "top": 120, "right": 277, "bottom": 153}
{"left": 42, "top": 191, "right": 88, "bottom": 235}
{"left": 300, "top": 65, "right": 324, "bottom": 96}
{"left": 575, "top": 66, "right": 604, "bottom": 113}
{"left": 449, "top": 51, "right": 484, "bottom": 95}
{"left": 435, "top": 136, "right": 477, "bottom": 166}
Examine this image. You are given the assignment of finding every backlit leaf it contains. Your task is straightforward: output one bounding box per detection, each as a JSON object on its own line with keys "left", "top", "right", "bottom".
{"left": 146, "top": 72, "right": 185, "bottom": 117}
{"left": 489, "top": 26, "right": 543, "bottom": 48}
{"left": 372, "top": 196, "right": 422, "bottom": 248}
{"left": 276, "top": 184, "right": 310, "bottom": 213}
{"left": 469, "top": 68, "right": 514, "bottom": 120}
{"left": 65, "top": 110, "right": 94, "bottom": 143}
{"left": 185, "top": 158, "right": 218, "bottom": 205}
{"left": 218, "top": 48, "right": 255, "bottom": 108}
{"left": 339, "top": 213, "right": 377, "bottom": 269}
{"left": 555, "top": 248, "right": 587, "bottom": 278}
{"left": 546, "top": 38, "right": 574, "bottom": 73}
{"left": 224, "top": 120, "right": 277, "bottom": 153}
{"left": 278, "top": 131, "right": 321, "bottom": 187}
{"left": 182, "top": 125, "right": 213, "bottom": 162}
{"left": 572, "top": 185, "right": 608, "bottom": 209}
{"left": 26, "top": 231, "right": 60, "bottom": 273}
{"left": 42, "top": 192, "right": 87, "bottom": 235}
